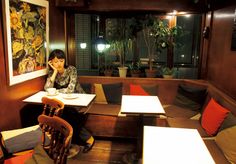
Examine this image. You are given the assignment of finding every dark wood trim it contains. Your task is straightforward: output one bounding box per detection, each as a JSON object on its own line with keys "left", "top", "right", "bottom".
{"left": 55, "top": 0, "right": 84, "bottom": 7}
{"left": 199, "top": 11, "right": 213, "bottom": 79}
{"left": 54, "top": 0, "right": 236, "bottom": 15}
{"left": 54, "top": 0, "right": 208, "bottom": 13}
{"left": 66, "top": 12, "right": 76, "bottom": 66}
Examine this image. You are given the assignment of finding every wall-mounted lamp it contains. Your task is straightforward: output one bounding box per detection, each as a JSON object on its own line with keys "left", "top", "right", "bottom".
{"left": 80, "top": 43, "right": 87, "bottom": 49}
{"left": 94, "top": 35, "right": 110, "bottom": 53}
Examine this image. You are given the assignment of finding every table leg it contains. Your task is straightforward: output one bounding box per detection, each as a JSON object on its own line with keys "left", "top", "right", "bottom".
{"left": 137, "top": 114, "right": 144, "bottom": 160}
{"left": 122, "top": 115, "right": 143, "bottom": 164}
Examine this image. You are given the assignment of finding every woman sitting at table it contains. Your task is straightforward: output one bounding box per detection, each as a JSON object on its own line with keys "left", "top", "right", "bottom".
{"left": 44, "top": 49, "right": 95, "bottom": 153}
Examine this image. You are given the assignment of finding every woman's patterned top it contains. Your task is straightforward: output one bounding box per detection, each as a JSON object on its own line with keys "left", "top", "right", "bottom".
{"left": 44, "top": 65, "right": 85, "bottom": 93}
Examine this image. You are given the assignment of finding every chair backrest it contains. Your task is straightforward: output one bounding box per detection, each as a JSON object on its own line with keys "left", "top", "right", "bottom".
{"left": 38, "top": 115, "right": 73, "bottom": 164}
{"left": 41, "top": 97, "right": 65, "bottom": 117}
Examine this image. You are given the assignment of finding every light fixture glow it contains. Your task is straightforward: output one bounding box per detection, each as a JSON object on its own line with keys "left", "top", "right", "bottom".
{"left": 172, "top": 10, "right": 177, "bottom": 15}
{"left": 105, "top": 44, "right": 110, "bottom": 49}
{"left": 80, "top": 43, "right": 87, "bottom": 49}
{"left": 184, "top": 14, "right": 191, "bottom": 18}
{"left": 96, "top": 43, "right": 106, "bottom": 53}
{"left": 94, "top": 35, "right": 110, "bottom": 53}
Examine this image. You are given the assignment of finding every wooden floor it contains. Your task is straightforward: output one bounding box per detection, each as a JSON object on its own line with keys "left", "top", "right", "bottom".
{"left": 68, "top": 139, "right": 137, "bottom": 164}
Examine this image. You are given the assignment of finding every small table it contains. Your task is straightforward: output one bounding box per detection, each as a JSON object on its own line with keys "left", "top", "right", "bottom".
{"left": 120, "top": 95, "right": 166, "bottom": 161}
{"left": 143, "top": 126, "right": 215, "bottom": 164}
{"left": 23, "top": 91, "right": 96, "bottom": 108}
{"left": 120, "top": 95, "right": 165, "bottom": 115}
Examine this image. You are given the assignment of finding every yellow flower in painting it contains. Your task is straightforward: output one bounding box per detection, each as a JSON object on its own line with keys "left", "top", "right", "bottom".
{"left": 18, "top": 57, "right": 36, "bottom": 74}
{"left": 32, "top": 35, "right": 43, "bottom": 49}
{"left": 35, "top": 48, "right": 46, "bottom": 67}
{"left": 38, "top": 8, "right": 46, "bottom": 23}
{"left": 14, "top": 28, "right": 24, "bottom": 39}
{"left": 10, "top": 11, "right": 22, "bottom": 30}
{"left": 24, "top": 26, "right": 34, "bottom": 40}
{"left": 12, "top": 41, "right": 23, "bottom": 58}
{"left": 21, "top": 2, "right": 31, "bottom": 12}
{"left": 38, "top": 8, "right": 46, "bottom": 18}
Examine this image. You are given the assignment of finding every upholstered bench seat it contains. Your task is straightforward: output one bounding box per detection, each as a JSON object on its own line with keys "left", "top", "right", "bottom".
{"left": 87, "top": 104, "right": 121, "bottom": 116}
{"left": 204, "top": 140, "right": 229, "bottom": 164}
{"left": 167, "top": 118, "right": 210, "bottom": 137}
{"left": 163, "top": 104, "right": 199, "bottom": 118}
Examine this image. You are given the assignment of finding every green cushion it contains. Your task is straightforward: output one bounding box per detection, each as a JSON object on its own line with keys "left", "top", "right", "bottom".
{"left": 173, "top": 84, "right": 207, "bottom": 111}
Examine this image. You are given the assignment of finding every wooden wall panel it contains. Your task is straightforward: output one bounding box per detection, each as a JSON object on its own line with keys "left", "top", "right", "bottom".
{"left": 49, "top": 0, "right": 66, "bottom": 53}
{"left": 206, "top": 5, "right": 236, "bottom": 99}
{"left": 0, "top": 0, "right": 65, "bottom": 130}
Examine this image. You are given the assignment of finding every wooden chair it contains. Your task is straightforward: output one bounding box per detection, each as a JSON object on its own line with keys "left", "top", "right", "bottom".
{"left": 1, "top": 97, "right": 65, "bottom": 161}
{"left": 38, "top": 114, "right": 73, "bottom": 164}
{"left": 4, "top": 115, "right": 73, "bottom": 164}
{"left": 41, "top": 97, "right": 65, "bottom": 117}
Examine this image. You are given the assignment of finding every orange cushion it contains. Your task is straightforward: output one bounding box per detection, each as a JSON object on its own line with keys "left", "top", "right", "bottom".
{"left": 201, "top": 98, "right": 230, "bottom": 136}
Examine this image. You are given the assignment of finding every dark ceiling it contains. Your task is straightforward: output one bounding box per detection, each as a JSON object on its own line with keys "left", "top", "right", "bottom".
{"left": 55, "top": 0, "right": 235, "bottom": 14}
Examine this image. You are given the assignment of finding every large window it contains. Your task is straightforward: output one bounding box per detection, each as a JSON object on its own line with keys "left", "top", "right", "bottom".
{"left": 74, "top": 14, "right": 202, "bottom": 78}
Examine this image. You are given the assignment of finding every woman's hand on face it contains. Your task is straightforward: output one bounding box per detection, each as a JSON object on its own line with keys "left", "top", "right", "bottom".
{"left": 48, "top": 61, "right": 58, "bottom": 73}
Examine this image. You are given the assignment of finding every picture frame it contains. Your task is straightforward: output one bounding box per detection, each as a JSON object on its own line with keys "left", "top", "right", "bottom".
{"left": 3, "top": 0, "right": 49, "bottom": 86}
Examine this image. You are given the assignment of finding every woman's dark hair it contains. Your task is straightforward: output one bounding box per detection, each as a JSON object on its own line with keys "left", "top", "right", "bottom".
{"left": 48, "top": 49, "right": 68, "bottom": 68}
{"left": 49, "top": 49, "right": 66, "bottom": 61}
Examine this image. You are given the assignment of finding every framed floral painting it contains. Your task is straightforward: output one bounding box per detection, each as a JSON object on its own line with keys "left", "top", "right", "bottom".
{"left": 3, "top": 0, "right": 49, "bottom": 86}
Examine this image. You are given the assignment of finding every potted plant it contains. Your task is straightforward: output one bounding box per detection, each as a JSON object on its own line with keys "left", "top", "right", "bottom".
{"left": 162, "top": 67, "right": 175, "bottom": 79}
{"left": 106, "top": 19, "right": 133, "bottom": 77}
{"left": 129, "top": 61, "right": 141, "bottom": 77}
{"left": 108, "top": 40, "right": 128, "bottom": 77}
{"left": 104, "top": 64, "right": 113, "bottom": 76}
{"left": 139, "top": 15, "right": 157, "bottom": 77}
{"left": 139, "top": 15, "right": 182, "bottom": 77}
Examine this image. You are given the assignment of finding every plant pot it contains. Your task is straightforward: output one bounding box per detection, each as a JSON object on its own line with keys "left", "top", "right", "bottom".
{"left": 163, "top": 75, "right": 173, "bottom": 79}
{"left": 118, "top": 67, "right": 128, "bottom": 77}
{"left": 145, "top": 69, "right": 157, "bottom": 78}
{"left": 131, "top": 70, "right": 141, "bottom": 77}
{"left": 104, "top": 70, "right": 113, "bottom": 76}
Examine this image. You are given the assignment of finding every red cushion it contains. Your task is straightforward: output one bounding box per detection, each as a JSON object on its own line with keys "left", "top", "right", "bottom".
{"left": 4, "top": 152, "right": 33, "bottom": 164}
{"left": 130, "top": 84, "right": 149, "bottom": 96}
{"left": 201, "top": 98, "right": 230, "bottom": 136}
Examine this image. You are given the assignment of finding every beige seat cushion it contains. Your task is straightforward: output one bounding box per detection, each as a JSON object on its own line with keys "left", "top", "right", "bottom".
{"left": 215, "top": 126, "right": 236, "bottom": 163}
{"left": 164, "top": 104, "right": 199, "bottom": 118}
{"left": 167, "top": 118, "right": 210, "bottom": 137}
{"left": 204, "top": 140, "right": 229, "bottom": 164}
